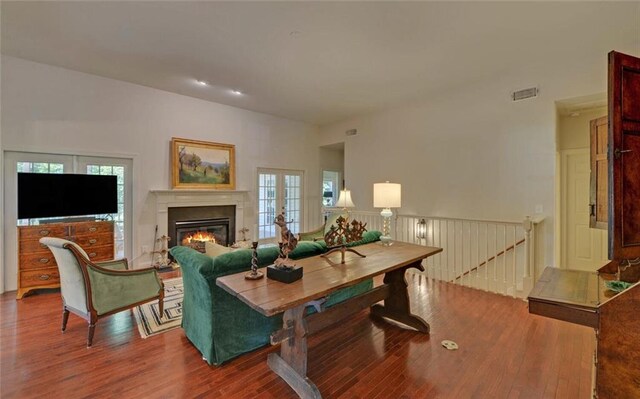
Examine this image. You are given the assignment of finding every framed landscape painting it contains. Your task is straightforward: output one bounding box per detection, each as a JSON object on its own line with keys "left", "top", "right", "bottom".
{"left": 171, "top": 137, "right": 236, "bottom": 189}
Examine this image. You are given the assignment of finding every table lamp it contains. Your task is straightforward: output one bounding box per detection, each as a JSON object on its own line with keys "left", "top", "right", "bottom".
{"left": 335, "top": 189, "right": 355, "bottom": 209}
{"left": 373, "top": 181, "right": 401, "bottom": 245}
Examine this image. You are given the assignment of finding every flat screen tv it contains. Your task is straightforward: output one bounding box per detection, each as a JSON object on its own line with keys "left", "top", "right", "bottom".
{"left": 18, "top": 173, "right": 118, "bottom": 219}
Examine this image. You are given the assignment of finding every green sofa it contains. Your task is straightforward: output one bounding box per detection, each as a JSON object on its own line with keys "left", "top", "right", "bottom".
{"left": 169, "top": 230, "right": 382, "bottom": 365}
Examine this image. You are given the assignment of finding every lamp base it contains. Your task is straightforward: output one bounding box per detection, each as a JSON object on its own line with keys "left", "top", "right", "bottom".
{"left": 379, "top": 235, "right": 393, "bottom": 246}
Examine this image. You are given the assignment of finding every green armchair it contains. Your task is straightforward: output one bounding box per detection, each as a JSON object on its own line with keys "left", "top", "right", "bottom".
{"left": 40, "top": 237, "right": 164, "bottom": 347}
{"left": 298, "top": 211, "right": 348, "bottom": 242}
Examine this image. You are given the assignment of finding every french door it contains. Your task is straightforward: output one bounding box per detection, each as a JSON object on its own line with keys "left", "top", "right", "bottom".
{"left": 2, "top": 152, "right": 133, "bottom": 292}
{"left": 257, "top": 168, "right": 304, "bottom": 240}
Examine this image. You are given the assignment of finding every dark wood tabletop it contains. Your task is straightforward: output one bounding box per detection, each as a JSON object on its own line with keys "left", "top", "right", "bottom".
{"left": 217, "top": 241, "right": 442, "bottom": 317}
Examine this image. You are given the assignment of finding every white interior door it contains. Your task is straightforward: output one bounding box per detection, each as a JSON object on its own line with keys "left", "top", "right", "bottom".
{"left": 561, "top": 149, "right": 609, "bottom": 271}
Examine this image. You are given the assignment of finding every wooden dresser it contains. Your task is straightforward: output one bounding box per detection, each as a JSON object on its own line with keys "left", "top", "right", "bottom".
{"left": 17, "top": 220, "right": 114, "bottom": 299}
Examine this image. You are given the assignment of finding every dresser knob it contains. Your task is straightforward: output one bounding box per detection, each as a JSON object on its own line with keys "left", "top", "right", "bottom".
{"left": 39, "top": 230, "right": 50, "bottom": 236}
{"left": 39, "top": 258, "right": 50, "bottom": 264}
{"left": 88, "top": 252, "right": 97, "bottom": 258}
{"left": 89, "top": 239, "right": 97, "bottom": 245}
{"left": 89, "top": 227, "right": 97, "bottom": 232}
{"left": 39, "top": 274, "right": 50, "bottom": 280}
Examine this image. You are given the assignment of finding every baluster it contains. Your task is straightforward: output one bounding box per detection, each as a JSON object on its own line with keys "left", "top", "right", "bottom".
{"left": 512, "top": 225, "right": 517, "bottom": 298}
{"left": 476, "top": 222, "right": 480, "bottom": 289}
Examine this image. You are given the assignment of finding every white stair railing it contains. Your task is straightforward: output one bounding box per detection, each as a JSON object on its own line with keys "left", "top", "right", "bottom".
{"left": 349, "top": 211, "right": 541, "bottom": 299}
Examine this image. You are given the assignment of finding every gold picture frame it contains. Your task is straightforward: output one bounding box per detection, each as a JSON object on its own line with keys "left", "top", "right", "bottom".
{"left": 171, "top": 137, "right": 236, "bottom": 189}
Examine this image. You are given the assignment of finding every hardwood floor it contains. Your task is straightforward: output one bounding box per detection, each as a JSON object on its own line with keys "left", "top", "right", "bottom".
{"left": 1, "top": 275, "right": 595, "bottom": 398}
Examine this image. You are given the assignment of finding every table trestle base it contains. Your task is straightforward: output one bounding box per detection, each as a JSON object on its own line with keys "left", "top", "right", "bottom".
{"left": 268, "top": 260, "right": 429, "bottom": 398}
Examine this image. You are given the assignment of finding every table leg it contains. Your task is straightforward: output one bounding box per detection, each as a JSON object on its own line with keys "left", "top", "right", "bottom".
{"left": 370, "top": 260, "right": 430, "bottom": 333}
{"left": 268, "top": 304, "right": 322, "bottom": 399}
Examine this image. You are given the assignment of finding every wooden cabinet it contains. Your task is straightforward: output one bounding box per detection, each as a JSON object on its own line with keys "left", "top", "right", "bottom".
{"left": 16, "top": 220, "right": 114, "bottom": 299}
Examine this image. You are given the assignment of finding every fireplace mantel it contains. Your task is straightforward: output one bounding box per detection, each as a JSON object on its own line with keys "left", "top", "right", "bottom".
{"left": 150, "top": 189, "right": 248, "bottom": 242}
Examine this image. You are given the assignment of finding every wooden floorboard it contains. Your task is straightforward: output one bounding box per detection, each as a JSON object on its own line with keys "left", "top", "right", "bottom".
{"left": 0, "top": 276, "right": 595, "bottom": 398}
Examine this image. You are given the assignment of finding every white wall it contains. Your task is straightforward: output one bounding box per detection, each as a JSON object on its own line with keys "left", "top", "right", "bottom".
{"left": 558, "top": 107, "right": 607, "bottom": 151}
{"left": 1, "top": 56, "right": 321, "bottom": 292}
{"left": 318, "top": 53, "right": 625, "bottom": 268}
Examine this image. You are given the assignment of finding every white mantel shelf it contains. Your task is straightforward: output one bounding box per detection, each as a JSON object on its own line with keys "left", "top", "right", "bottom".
{"left": 150, "top": 189, "right": 248, "bottom": 194}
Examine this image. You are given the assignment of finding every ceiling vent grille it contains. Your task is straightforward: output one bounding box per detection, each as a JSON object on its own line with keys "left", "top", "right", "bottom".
{"left": 512, "top": 87, "right": 538, "bottom": 102}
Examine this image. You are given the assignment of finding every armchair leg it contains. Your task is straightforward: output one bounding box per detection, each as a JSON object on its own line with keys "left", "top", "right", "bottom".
{"left": 87, "top": 312, "right": 98, "bottom": 347}
{"left": 158, "top": 298, "right": 164, "bottom": 319}
{"left": 62, "top": 308, "right": 70, "bottom": 332}
{"left": 87, "top": 323, "right": 96, "bottom": 347}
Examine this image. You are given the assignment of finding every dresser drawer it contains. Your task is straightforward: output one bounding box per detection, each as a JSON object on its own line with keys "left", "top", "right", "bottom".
{"left": 19, "top": 239, "right": 52, "bottom": 254}
{"left": 20, "top": 268, "right": 60, "bottom": 288}
{"left": 71, "top": 232, "right": 113, "bottom": 248}
{"left": 84, "top": 245, "right": 114, "bottom": 262}
{"left": 18, "top": 225, "right": 68, "bottom": 240}
{"left": 73, "top": 222, "right": 113, "bottom": 236}
{"left": 20, "top": 253, "right": 58, "bottom": 270}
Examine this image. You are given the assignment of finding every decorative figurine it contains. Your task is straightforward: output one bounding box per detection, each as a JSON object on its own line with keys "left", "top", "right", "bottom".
{"left": 273, "top": 208, "right": 298, "bottom": 270}
{"left": 238, "top": 227, "right": 249, "bottom": 242}
{"left": 267, "top": 208, "right": 303, "bottom": 283}
{"left": 152, "top": 235, "right": 175, "bottom": 271}
{"left": 322, "top": 216, "right": 367, "bottom": 264}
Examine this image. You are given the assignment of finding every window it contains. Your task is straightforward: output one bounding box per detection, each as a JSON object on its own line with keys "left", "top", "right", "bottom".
{"left": 322, "top": 171, "right": 340, "bottom": 207}
{"left": 16, "top": 162, "right": 66, "bottom": 227}
{"left": 257, "top": 169, "right": 304, "bottom": 239}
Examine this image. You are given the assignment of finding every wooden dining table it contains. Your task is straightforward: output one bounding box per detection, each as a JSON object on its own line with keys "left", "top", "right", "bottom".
{"left": 217, "top": 241, "right": 443, "bottom": 399}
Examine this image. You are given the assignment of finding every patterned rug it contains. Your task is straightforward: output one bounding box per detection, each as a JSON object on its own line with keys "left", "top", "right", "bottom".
{"left": 133, "top": 277, "right": 183, "bottom": 339}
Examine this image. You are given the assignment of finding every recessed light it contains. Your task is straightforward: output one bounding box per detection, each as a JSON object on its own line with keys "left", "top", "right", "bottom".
{"left": 231, "top": 90, "right": 243, "bottom": 95}
{"left": 196, "top": 80, "right": 208, "bottom": 86}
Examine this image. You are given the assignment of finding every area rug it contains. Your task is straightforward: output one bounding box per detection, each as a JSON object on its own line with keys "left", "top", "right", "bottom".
{"left": 133, "top": 277, "right": 183, "bottom": 339}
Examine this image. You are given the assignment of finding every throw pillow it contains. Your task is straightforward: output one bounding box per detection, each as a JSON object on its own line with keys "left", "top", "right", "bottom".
{"left": 205, "top": 241, "right": 233, "bottom": 258}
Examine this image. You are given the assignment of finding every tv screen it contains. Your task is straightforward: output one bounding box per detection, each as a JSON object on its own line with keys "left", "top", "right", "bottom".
{"left": 18, "top": 173, "right": 118, "bottom": 219}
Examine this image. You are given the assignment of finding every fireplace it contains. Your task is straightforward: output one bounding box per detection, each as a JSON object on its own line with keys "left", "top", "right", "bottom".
{"left": 168, "top": 205, "right": 236, "bottom": 252}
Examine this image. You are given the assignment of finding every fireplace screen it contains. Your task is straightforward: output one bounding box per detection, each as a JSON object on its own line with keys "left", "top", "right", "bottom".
{"left": 175, "top": 218, "right": 229, "bottom": 252}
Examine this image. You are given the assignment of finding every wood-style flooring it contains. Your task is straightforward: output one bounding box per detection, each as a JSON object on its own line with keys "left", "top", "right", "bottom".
{"left": 0, "top": 275, "right": 595, "bottom": 398}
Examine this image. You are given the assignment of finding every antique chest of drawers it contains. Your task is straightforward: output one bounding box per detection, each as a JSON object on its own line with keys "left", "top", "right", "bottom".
{"left": 17, "top": 220, "right": 114, "bottom": 299}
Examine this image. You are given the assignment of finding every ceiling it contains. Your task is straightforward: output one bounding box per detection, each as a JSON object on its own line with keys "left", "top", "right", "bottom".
{"left": 2, "top": 2, "right": 638, "bottom": 125}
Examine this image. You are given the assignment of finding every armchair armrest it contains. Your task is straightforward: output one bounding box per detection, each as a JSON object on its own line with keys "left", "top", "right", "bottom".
{"left": 85, "top": 263, "right": 163, "bottom": 316}
{"left": 96, "top": 258, "right": 129, "bottom": 271}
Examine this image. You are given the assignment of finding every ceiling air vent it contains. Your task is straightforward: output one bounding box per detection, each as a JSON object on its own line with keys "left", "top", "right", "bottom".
{"left": 512, "top": 87, "right": 538, "bottom": 102}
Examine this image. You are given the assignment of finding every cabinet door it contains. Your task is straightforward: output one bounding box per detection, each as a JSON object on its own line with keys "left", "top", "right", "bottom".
{"left": 589, "top": 116, "right": 608, "bottom": 229}
{"left": 608, "top": 51, "right": 640, "bottom": 260}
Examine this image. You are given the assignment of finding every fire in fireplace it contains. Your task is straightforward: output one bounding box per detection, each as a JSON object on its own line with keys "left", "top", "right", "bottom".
{"left": 167, "top": 205, "right": 236, "bottom": 253}
{"left": 182, "top": 231, "right": 217, "bottom": 245}
{"left": 175, "top": 218, "right": 229, "bottom": 252}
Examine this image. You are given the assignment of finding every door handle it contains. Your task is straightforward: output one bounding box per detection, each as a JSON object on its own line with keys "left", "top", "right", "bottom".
{"left": 589, "top": 204, "right": 596, "bottom": 217}
{"left": 614, "top": 148, "right": 632, "bottom": 159}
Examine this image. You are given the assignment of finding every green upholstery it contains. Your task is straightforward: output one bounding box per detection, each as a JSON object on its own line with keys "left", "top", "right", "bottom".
{"left": 40, "top": 237, "right": 164, "bottom": 346}
{"left": 298, "top": 211, "right": 348, "bottom": 242}
{"left": 169, "top": 230, "right": 382, "bottom": 365}
{"left": 86, "top": 266, "right": 164, "bottom": 315}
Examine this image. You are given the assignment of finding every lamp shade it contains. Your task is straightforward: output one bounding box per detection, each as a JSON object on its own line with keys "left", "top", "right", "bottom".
{"left": 335, "top": 189, "right": 356, "bottom": 208}
{"left": 373, "top": 182, "right": 401, "bottom": 208}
